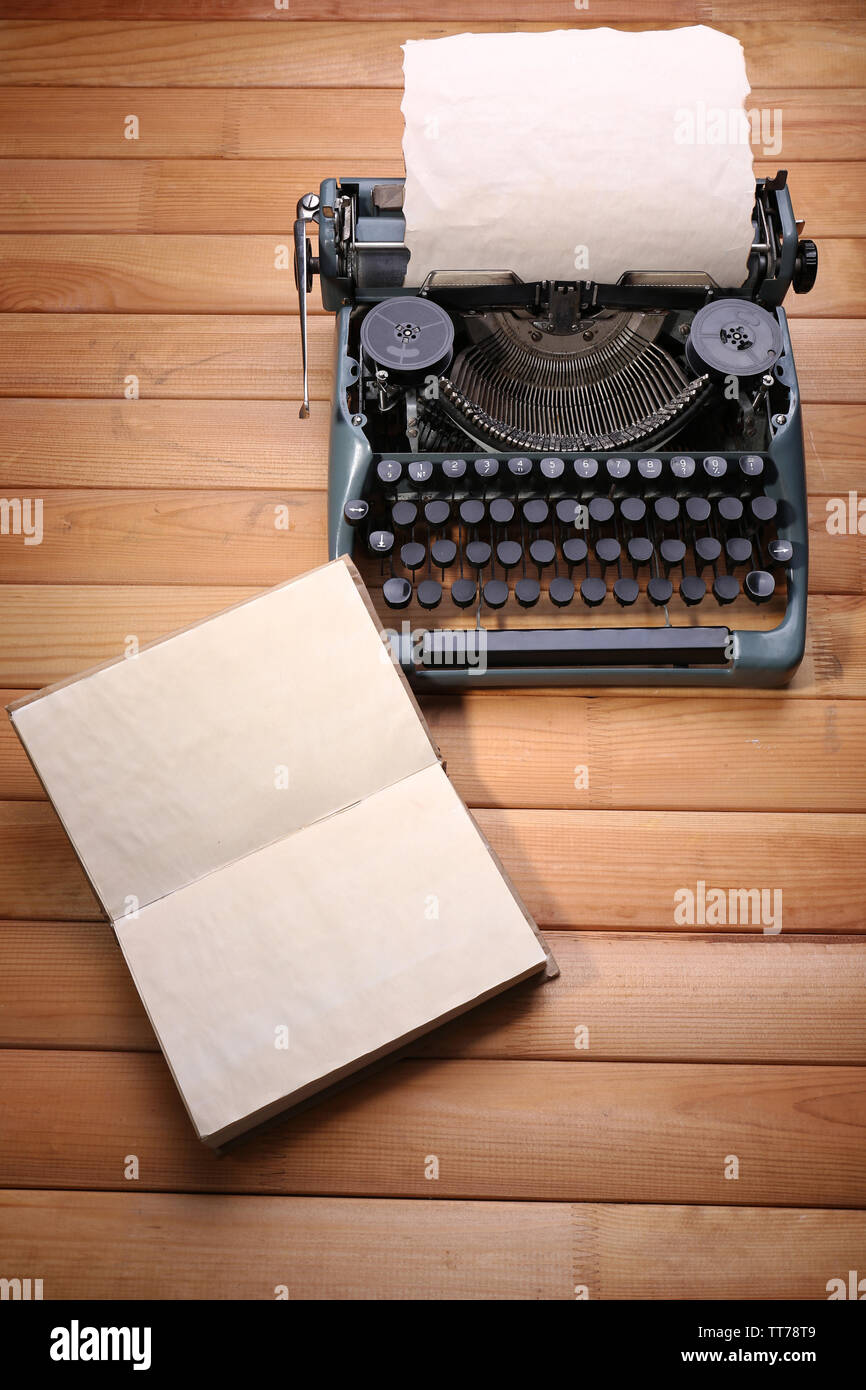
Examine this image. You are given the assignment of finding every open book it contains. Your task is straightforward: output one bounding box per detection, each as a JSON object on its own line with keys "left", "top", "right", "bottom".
{"left": 9, "top": 559, "right": 554, "bottom": 1147}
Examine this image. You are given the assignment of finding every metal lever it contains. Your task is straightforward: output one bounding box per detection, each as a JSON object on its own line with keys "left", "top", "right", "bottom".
{"left": 293, "top": 192, "right": 320, "bottom": 419}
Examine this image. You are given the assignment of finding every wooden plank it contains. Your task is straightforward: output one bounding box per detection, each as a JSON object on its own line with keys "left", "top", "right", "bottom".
{"left": 0, "top": 488, "right": 859, "bottom": 594}
{"left": 0, "top": 233, "right": 857, "bottom": 315}
{"left": 0, "top": 22, "right": 862, "bottom": 89}
{"left": 1, "top": 923, "right": 863, "bottom": 1064}
{"left": 0, "top": 588, "right": 862, "bottom": 696}
{"left": 0, "top": 1049, "right": 863, "bottom": 1203}
{"left": 1, "top": 1188, "right": 863, "bottom": 1301}
{"left": 0, "top": 316, "right": 861, "bottom": 400}
{"left": 0, "top": 398, "right": 862, "bottom": 493}
{"left": 0, "top": 800, "right": 863, "bottom": 930}
{"left": 0, "top": 160, "right": 859, "bottom": 237}
{"left": 1, "top": 87, "right": 863, "bottom": 161}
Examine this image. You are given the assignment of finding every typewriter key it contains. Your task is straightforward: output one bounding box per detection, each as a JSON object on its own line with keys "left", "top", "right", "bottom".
{"left": 392, "top": 501, "right": 417, "bottom": 529}
{"left": 408, "top": 460, "right": 433, "bottom": 487}
{"left": 702, "top": 455, "right": 728, "bottom": 480}
{"left": 530, "top": 539, "right": 555, "bottom": 570}
{"left": 638, "top": 457, "right": 663, "bottom": 480}
{"left": 343, "top": 499, "right": 369, "bottom": 526}
{"left": 686, "top": 497, "right": 711, "bottom": 525}
{"left": 368, "top": 529, "right": 394, "bottom": 556}
{"left": 680, "top": 575, "right": 707, "bottom": 606}
{"left": 563, "top": 537, "right": 588, "bottom": 567}
{"left": 431, "top": 538, "right": 457, "bottom": 569}
{"left": 580, "top": 577, "right": 606, "bottom": 608}
{"left": 383, "top": 577, "right": 412, "bottom": 609}
{"left": 523, "top": 499, "right": 549, "bottom": 527}
{"left": 483, "top": 579, "right": 509, "bottom": 610}
{"left": 654, "top": 496, "right": 679, "bottom": 525}
{"left": 574, "top": 457, "right": 599, "bottom": 481}
{"left": 620, "top": 496, "right": 646, "bottom": 525}
{"left": 400, "top": 542, "right": 426, "bottom": 572}
{"left": 588, "top": 497, "right": 614, "bottom": 525}
{"left": 750, "top": 495, "right": 777, "bottom": 525}
{"left": 660, "top": 539, "right": 686, "bottom": 571}
{"left": 424, "top": 499, "right": 450, "bottom": 528}
{"left": 595, "top": 538, "right": 621, "bottom": 570}
{"left": 490, "top": 497, "right": 516, "bottom": 526}
{"left": 377, "top": 460, "right": 402, "bottom": 485}
{"left": 442, "top": 458, "right": 467, "bottom": 481}
{"left": 745, "top": 570, "right": 775, "bottom": 604}
{"left": 767, "top": 539, "right": 793, "bottom": 567}
{"left": 717, "top": 496, "right": 743, "bottom": 524}
{"left": 417, "top": 579, "right": 443, "bottom": 610}
{"left": 726, "top": 537, "right": 753, "bottom": 568}
{"left": 497, "top": 540, "right": 522, "bottom": 570}
{"left": 459, "top": 499, "right": 485, "bottom": 528}
{"left": 739, "top": 454, "right": 764, "bottom": 478}
{"left": 606, "top": 457, "right": 631, "bottom": 480}
{"left": 695, "top": 537, "right": 722, "bottom": 568}
{"left": 474, "top": 457, "right": 500, "bottom": 483}
{"left": 451, "top": 578, "right": 477, "bottom": 608}
{"left": 647, "top": 577, "right": 673, "bottom": 606}
{"left": 507, "top": 457, "right": 533, "bottom": 479}
{"left": 670, "top": 455, "right": 696, "bottom": 479}
{"left": 465, "top": 540, "right": 492, "bottom": 569}
{"left": 515, "top": 577, "right": 540, "bottom": 608}
{"left": 541, "top": 457, "right": 565, "bottom": 481}
{"left": 556, "top": 498, "right": 581, "bottom": 526}
{"left": 713, "top": 574, "right": 740, "bottom": 605}
{"left": 628, "top": 537, "right": 654, "bottom": 569}
{"left": 549, "top": 577, "right": 575, "bottom": 607}
{"left": 614, "top": 577, "right": 639, "bottom": 607}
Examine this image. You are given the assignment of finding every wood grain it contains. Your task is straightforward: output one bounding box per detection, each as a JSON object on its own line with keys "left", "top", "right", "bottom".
{"left": 1, "top": 924, "right": 863, "bottom": 1063}
{"left": 1, "top": 1188, "right": 863, "bottom": 1301}
{"left": 0, "top": 22, "right": 863, "bottom": 89}
{"left": 1, "top": 1049, "right": 864, "bottom": 1204}
{"left": 2, "top": 87, "right": 863, "bottom": 161}
{"left": 0, "top": 800, "right": 862, "bottom": 930}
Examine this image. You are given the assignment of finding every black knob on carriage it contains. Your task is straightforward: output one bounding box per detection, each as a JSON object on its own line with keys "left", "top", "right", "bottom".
{"left": 792, "top": 239, "right": 818, "bottom": 294}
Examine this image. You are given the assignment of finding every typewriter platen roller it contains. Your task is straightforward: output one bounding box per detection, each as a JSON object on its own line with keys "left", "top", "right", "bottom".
{"left": 294, "top": 172, "right": 818, "bottom": 688}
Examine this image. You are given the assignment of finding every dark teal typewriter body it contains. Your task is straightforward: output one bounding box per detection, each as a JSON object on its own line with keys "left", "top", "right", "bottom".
{"left": 294, "top": 173, "right": 817, "bottom": 689}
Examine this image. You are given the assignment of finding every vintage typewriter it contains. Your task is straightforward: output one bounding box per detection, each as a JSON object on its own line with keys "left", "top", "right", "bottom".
{"left": 294, "top": 171, "right": 817, "bottom": 689}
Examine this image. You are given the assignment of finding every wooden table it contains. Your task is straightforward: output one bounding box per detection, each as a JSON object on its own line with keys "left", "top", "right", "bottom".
{"left": 0, "top": 5, "right": 864, "bottom": 1301}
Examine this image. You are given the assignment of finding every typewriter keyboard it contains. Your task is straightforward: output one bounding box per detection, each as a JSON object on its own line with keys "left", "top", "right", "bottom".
{"left": 347, "top": 452, "right": 789, "bottom": 626}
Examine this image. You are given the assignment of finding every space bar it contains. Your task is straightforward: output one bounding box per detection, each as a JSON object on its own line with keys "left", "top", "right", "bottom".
{"left": 419, "top": 626, "right": 731, "bottom": 668}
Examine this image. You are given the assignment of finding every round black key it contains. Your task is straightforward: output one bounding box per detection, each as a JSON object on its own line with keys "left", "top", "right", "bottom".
{"left": 530, "top": 538, "right": 556, "bottom": 569}
{"left": 392, "top": 500, "right": 417, "bottom": 529}
{"left": 460, "top": 498, "right": 485, "bottom": 527}
{"left": 563, "top": 537, "right": 588, "bottom": 566}
{"left": 369, "top": 529, "right": 394, "bottom": 556}
{"left": 417, "top": 579, "right": 443, "bottom": 610}
{"left": 750, "top": 495, "right": 777, "bottom": 524}
{"left": 713, "top": 574, "right": 740, "bottom": 605}
{"left": 726, "top": 536, "right": 752, "bottom": 567}
{"left": 377, "top": 459, "right": 402, "bottom": 485}
{"left": 660, "top": 538, "right": 686, "bottom": 568}
{"left": 400, "top": 541, "right": 426, "bottom": 572}
{"left": 490, "top": 497, "right": 515, "bottom": 526}
{"left": 703, "top": 455, "right": 727, "bottom": 480}
{"left": 581, "top": 577, "right": 607, "bottom": 608}
{"left": 739, "top": 454, "right": 764, "bottom": 478}
{"left": 606, "top": 457, "right": 631, "bottom": 480}
{"left": 465, "top": 540, "right": 491, "bottom": 569}
{"left": 408, "top": 460, "right": 433, "bottom": 486}
{"left": 549, "top": 577, "right": 575, "bottom": 607}
{"left": 451, "top": 578, "right": 477, "bottom": 608}
{"left": 695, "top": 536, "right": 722, "bottom": 567}
{"left": 647, "top": 576, "right": 673, "bottom": 606}
{"left": 574, "top": 457, "right": 599, "bottom": 481}
{"left": 343, "top": 499, "right": 369, "bottom": 526}
{"left": 614, "top": 577, "right": 639, "bottom": 607}
{"left": 768, "top": 538, "right": 793, "bottom": 566}
{"left": 628, "top": 537, "right": 654, "bottom": 567}
{"left": 523, "top": 498, "right": 549, "bottom": 527}
{"left": 745, "top": 570, "right": 775, "bottom": 605}
{"left": 638, "top": 457, "right": 663, "bottom": 480}
{"left": 541, "top": 456, "right": 565, "bottom": 480}
{"left": 654, "top": 496, "right": 679, "bottom": 524}
{"left": 383, "top": 576, "right": 412, "bottom": 609}
{"left": 595, "top": 537, "right": 621, "bottom": 568}
{"left": 556, "top": 497, "right": 581, "bottom": 526}
{"left": 474, "top": 456, "right": 499, "bottom": 483}
{"left": 680, "top": 575, "right": 707, "bottom": 607}
{"left": 671, "top": 455, "right": 696, "bottom": 479}
{"left": 497, "top": 540, "right": 522, "bottom": 570}
{"left": 483, "top": 579, "right": 509, "bottom": 610}
{"left": 508, "top": 456, "right": 533, "bottom": 479}
{"left": 589, "top": 497, "right": 615, "bottom": 525}
{"left": 442, "top": 458, "right": 467, "bottom": 481}
{"left": 431, "top": 537, "right": 457, "bottom": 568}
{"left": 621, "top": 496, "right": 646, "bottom": 525}
{"left": 686, "top": 496, "right": 711, "bottom": 524}
{"left": 424, "top": 499, "right": 450, "bottom": 528}
{"left": 717, "top": 496, "right": 743, "bottom": 524}
{"left": 515, "top": 577, "right": 540, "bottom": 608}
